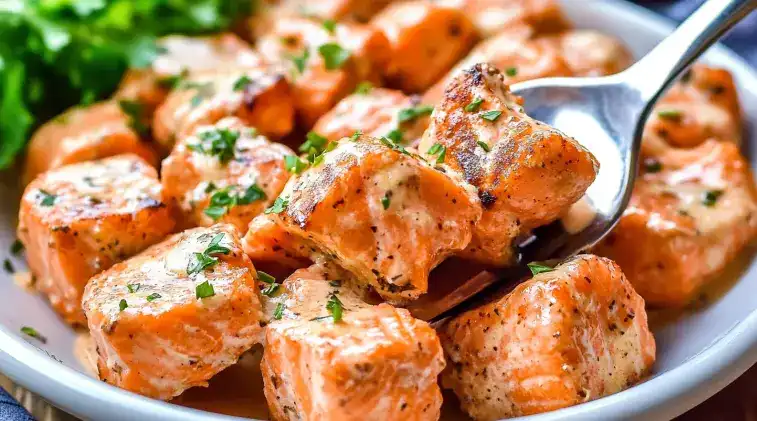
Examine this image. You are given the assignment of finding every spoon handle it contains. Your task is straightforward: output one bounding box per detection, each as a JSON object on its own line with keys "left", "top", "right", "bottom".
{"left": 628, "top": 0, "right": 756, "bottom": 103}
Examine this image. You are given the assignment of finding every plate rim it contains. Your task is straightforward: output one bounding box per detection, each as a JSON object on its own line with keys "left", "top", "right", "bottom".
{"left": 2, "top": 0, "right": 757, "bottom": 420}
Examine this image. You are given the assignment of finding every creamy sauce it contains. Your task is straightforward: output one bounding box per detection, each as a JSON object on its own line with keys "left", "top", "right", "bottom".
{"left": 561, "top": 196, "right": 597, "bottom": 234}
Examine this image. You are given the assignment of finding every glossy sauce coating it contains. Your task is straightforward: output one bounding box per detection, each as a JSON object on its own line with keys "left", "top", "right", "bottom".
{"left": 439, "top": 255, "right": 656, "bottom": 420}
{"left": 161, "top": 117, "right": 294, "bottom": 232}
{"left": 420, "top": 63, "right": 598, "bottom": 265}
{"left": 18, "top": 155, "right": 175, "bottom": 325}
{"left": 82, "top": 224, "right": 264, "bottom": 400}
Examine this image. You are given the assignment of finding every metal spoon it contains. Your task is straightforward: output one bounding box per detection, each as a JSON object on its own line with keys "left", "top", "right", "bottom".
{"left": 414, "top": 0, "right": 756, "bottom": 322}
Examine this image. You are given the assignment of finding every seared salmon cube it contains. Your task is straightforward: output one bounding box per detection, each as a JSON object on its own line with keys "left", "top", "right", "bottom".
{"left": 437, "top": 0, "right": 569, "bottom": 37}
{"left": 313, "top": 87, "right": 432, "bottom": 146}
{"left": 242, "top": 214, "right": 311, "bottom": 270}
{"left": 372, "top": 1, "right": 478, "bottom": 93}
{"left": 256, "top": 16, "right": 390, "bottom": 127}
{"left": 256, "top": 0, "right": 395, "bottom": 24}
{"left": 594, "top": 140, "right": 757, "bottom": 307}
{"left": 420, "top": 63, "right": 598, "bottom": 265}
{"left": 116, "top": 34, "right": 262, "bottom": 114}
{"left": 161, "top": 117, "right": 295, "bottom": 232}
{"left": 643, "top": 64, "right": 742, "bottom": 155}
{"left": 558, "top": 29, "right": 633, "bottom": 77}
{"left": 263, "top": 134, "right": 482, "bottom": 303}
{"left": 18, "top": 155, "right": 175, "bottom": 325}
{"left": 261, "top": 264, "right": 445, "bottom": 421}
{"left": 23, "top": 101, "right": 159, "bottom": 185}
{"left": 82, "top": 224, "right": 264, "bottom": 400}
{"left": 153, "top": 65, "right": 295, "bottom": 151}
{"left": 439, "top": 255, "right": 656, "bottom": 420}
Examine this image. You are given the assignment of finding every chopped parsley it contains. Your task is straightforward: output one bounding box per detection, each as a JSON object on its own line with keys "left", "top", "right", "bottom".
{"left": 37, "top": 189, "right": 57, "bottom": 207}
{"left": 300, "top": 131, "right": 329, "bottom": 161}
{"left": 480, "top": 110, "right": 503, "bottom": 122}
{"left": 385, "top": 129, "right": 403, "bottom": 145}
{"left": 427, "top": 143, "right": 446, "bottom": 164}
{"left": 20, "top": 326, "right": 46, "bottom": 344}
{"left": 146, "top": 293, "right": 162, "bottom": 302}
{"left": 326, "top": 294, "right": 343, "bottom": 322}
{"left": 477, "top": 141, "right": 490, "bottom": 152}
{"left": 10, "top": 240, "right": 23, "bottom": 256}
{"left": 657, "top": 109, "right": 683, "bottom": 121}
{"left": 350, "top": 130, "right": 362, "bottom": 142}
{"left": 311, "top": 141, "right": 338, "bottom": 167}
{"left": 643, "top": 158, "right": 663, "bottom": 173}
{"left": 204, "top": 184, "right": 266, "bottom": 221}
{"left": 187, "top": 233, "right": 231, "bottom": 275}
{"left": 182, "top": 81, "right": 215, "bottom": 108}
{"left": 527, "top": 262, "right": 554, "bottom": 276}
{"left": 381, "top": 194, "right": 391, "bottom": 210}
{"left": 188, "top": 128, "right": 240, "bottom": 163}
{"left": 127, "top": 284, "right": 140, "bottom": 293}
{"left": 195, "top": 280, "right": 215, "bottom": 299}
{"left": 702, "top": 190, "right": 724, "bottom": 207}
{"left": 285, "top": 155, "right": 308, "bottom": 174}
{"left": 465, "top": 97, "right": 483, "bottom": 112}
{"left": 322, "top": 19, "right": 337, "bottom": 34}
{"left": 397, "top": 105, "right": 434, "bottom": 123}
{"left": 119, "top": 299, "right": 128, "bottom": 312}
{"left": 265, "top": 197, "right": 289, "bottom": 214}
{"left": 118, "top": 100, "right": 149, "bottom": 136}
{"left": 3, "top": 259, "right": 13, "bottom": 274}
{"left": 355, "top": 81, "right": 373, "bottom": 95}
{"left": 505, "top": 67, "right": 518, "bottom": 77}
{"left": 290, "top": 48, "right": 310, "bottom": 75}
{"left": 318, "top": 43, "right": 350, "bottom": 70}
{"left": 232, "top": 75, "right": 252, "bottom": 92}
{"left": 273, "top": 302, "right": 285, "bottom": 320}
{"left": 258, "top": 271, "right": 280, "bottom": 297}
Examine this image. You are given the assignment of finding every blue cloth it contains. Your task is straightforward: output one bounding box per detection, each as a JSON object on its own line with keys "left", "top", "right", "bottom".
{"left": 0, "top": 2, "right": 754, "bottom": 421}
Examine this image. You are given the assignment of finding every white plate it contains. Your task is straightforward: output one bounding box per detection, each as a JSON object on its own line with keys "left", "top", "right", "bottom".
{"left": 2, "top": 0, "right": 757, "bottom": 420}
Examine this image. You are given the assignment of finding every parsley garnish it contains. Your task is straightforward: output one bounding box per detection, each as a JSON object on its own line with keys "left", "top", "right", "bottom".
{"left": 118, "top": 100, "right": 149, "bottom": 136}
{"left": 195, "top": 280, "right": 215, "bottom": 299}
{"left": 20, "top": 326, "right": 46, "bottom": 344}
{"left": 322, "top": 19, "right": 337, "bottom": 34}
{"left": 657, "top": 109, "right": 683, "bottom": 121}
{"left": 480, "top": 110, "right": 503, "bottom": 122}
{"left": 182, "top": 81, "right": 214, "bottom": 108}
{"left": 188, "top": 128, "right": 240, "bottom": 163}
{"left": 311, "top": 141, "right": 338, "bottom": 167}
{"left": 300, "top": 131, "right": 329, "bottom": 161}
{"left": 127, "top": 284, "right": 140, "bottom": 293}
{"left": 187, "top": 233, "right": 231, "bottom": 275}
{"left": 258, "top": 271, "right": 280, "bottom": 297}
{"left": 265, "top": 197, "right": 289, "bottom": 214}
{"left": 3, "top": 259, "right": 13, "bottom": 274}
{"left": 291, "top": 48, "right": 310, "bottom": 75}
{"left": 398, "top": 105, "right": 433, "bottom": 123}
{"left": 702, "top": 190, "right": 724, "bottom": 207}
{"left": 232, "top": 75, "right": 252, "bottom": 92}
{"left": 10, "top": 240, "right": 23, "bottom": 256}
{"left": 326, "top": 294, "right": 343, "bottom": 322}
{"left": 285, "top": 155, "right": 308, "bottom": 174}
{"left": 385, "top": 129, "right": 403, "bottom": 145}
{"left": 146, "top": 293, "right": 161, "bottom": 302}
{"left": 273, "top": 302, "right": 285, "bottom": 320}
{"left": 318, "top": 43, "right": 350, "bottom": 70}
{"left": 477, "top": 141, "right": 490, "bottom": 152}
{"left": 427, "top": 143, "right": 446, "bottom": 164}
{"left": 505, "top": 67, "right": 518, "bottom": 77}
{"left": 350, "top": 130, "right": 362, "bottom": 142}
{"left": 38, "top": 189, "right": 57, "bottom": 207}
{"left": 381, "top": 194, "right": 391, "bottom": 210}
{"left": 204, "top": 184, "right": 266, "bottom": 221}
{"left": 527, "top": 262, "right": 554, "bottom": 275}
{"left": 644, "top": 158, "right": 663, "bottom": 173}
{"left": 465, "top": 97, "right": 483, "bottom": 112}
{"left": 119, "top": 299, "right": 128, "bottom": 312}
{"left": 355, "top": 81, "right": 373, "bottom": 95}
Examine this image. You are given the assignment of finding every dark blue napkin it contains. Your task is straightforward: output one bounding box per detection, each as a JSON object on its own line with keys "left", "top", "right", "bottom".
{"left": 0, "top": 2, "right": 754, "bottom": 421}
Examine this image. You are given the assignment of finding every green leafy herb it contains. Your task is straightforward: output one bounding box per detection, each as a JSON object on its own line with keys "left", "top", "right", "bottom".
{"left": 326, "top": 294, "right": 343, "bottom": 322}
{"left": 204, "top": 184, "right": 266, "bottom": 221}
{"left": 643, "top": 158, "right": 663, "bottom": 173}
{"left": 480, "top": 110, "right": 503, "bottom": 122}
{"left": 385, "top": 129, "right": 403, "bottom": 145}
{"left": 119, "top": 299, "right": 128, "bottom": 312}
{"left": 127, "top": 283, "right": 140, "bottom": 293}
{"left": 273, "top": 302, "right": 285, "bottom": 320}
{"left": 350, "top": 130, "right": 362, "bottom": 142}
{"left": 264, "top": 197, "right": 289, "bottom": 214}
{"left": 195, "top": 280, "right": 215, "bottom": 299}
{"left": 118, "top": 100, "right": 149, "bottom": 136}
{"left": 702, "top": 190, "right": 724, "bottom": 207}
{"left": 477, "top": 141, "right": 490, "bottom": 152}
{"left": 285, "top": 155, "right": 308, "bottom": 174}
{"left": 20, "top": 326, "right": 46, "bottom": 343}
{"left": 300, "top": 131, "right": 329, "bottom": 161}
{"left": 258, "top": 270, "right": 280, "bottom": 297}
{"left": 505, "top": 67, "right": 518, "bottom": 77}
{"left": 257, "top": 271, "right": 276, "bottom": 284}
{"left": 311, "top": 141, "right": 337, "bottom": 167}
{"left": 322, "top": 19, "right": 337, "bottom": 34}
{"left": 657, "top": 109, "right": 683, "bottom": 121}
{"left": 427, "top": 143, "right": 446, "bottom": 164}
{"left": 318, "top": 43, "right": 350, "bottom": 70}
{"left": 397, "top": 105, "right": 433, "bottom": 123}
{"left": 381, "top": 194, "right": 391, "bottom": 210}
{"left": 188, "top": 128, "right": 239, "bottom": 163}
{"left": 187, "top": 233, "right": 231, "bottom": 275}
{"left": 3, "top": 259, "right": 13, "bottom": 274}
{"left": 355, "top": 81, "right": 373, "bottom": 95}
{"left": 465, "top": 97, "right": 483, "bottom": 112}
{"left": 232, "top": 75, "right": 252, "bottom": 92}
{"left": 37, "top": 189, "right": 57, "bottom": 207}
{"left": 146, "top": 293, "right": 161, "bottom": 302}
{"left": 527, "top": 262, "right": 554, "bottom": 276}
{"left": 290, "top": 48, "right": 310, "bottom": 75}
{"left": 10, "top": 240, "right": 23, "bottom": 255}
